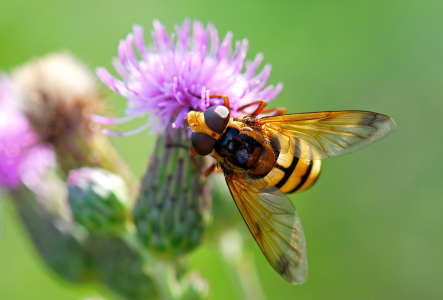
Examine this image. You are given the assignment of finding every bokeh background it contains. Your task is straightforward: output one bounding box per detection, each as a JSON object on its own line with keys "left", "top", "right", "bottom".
{"left": 1, "top": 0, "right": 442, "bottom": 299}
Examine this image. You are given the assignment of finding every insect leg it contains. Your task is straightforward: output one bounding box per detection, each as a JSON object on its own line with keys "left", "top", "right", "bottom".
{"left": 238, "top": 100, "right": 286, "bottom": 116}
{"left": 166, "top": 143, "right": 188, "bottom": 150}
{"left": 237, "top": 100, "right": 267, "bottom": 116}
{"left": 207, "top": 94, "right": 285, "bottom": 116}
{"left": 189, "top": 145, "right": 216, "bottom": 176}
{"left": 209, "top": 94, "right": 230, "bottom": 111}
{"left": 259, "top": 107, "right": 287, "bottom": 116}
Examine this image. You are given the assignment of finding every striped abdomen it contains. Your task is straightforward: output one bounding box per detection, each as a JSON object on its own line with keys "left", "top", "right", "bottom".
{"left": 265, "top": 144, "right": 321, "bottom": 194}
{"left": 274, "top": 156, "right": 321, "bottom": 194}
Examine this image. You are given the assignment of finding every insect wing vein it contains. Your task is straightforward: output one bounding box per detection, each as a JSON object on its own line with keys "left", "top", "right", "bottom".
{"left": 225, "top": 176, "right": 308, "bottom": 284}
{"left": 259, "top": 110, "right": 396, "bottom": 159}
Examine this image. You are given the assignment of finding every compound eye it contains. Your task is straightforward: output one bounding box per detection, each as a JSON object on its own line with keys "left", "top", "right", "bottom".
{"left": 204, "top": 106, "right": 230, "bottom": 134}
{"left": 191, "top": 132, "right": 216, "bottom": 156}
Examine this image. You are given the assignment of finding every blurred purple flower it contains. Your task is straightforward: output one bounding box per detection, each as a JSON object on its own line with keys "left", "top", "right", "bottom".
{"left": 94, "top": 19, "right": 283, "bottom": 136}
{"left": 0, "top": 75, "right": 54, "bottom": 189}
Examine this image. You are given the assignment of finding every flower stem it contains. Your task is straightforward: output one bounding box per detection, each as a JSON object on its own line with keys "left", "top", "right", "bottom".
{"left": 219, "top": 230, "right": 267, "bottom": 300}
{"left": 10, "top": 184, "right": 96, "bottom": 283}
{"left": 118, "top": 232, "right": 185, "bottom": 300}
{"left": 153, "top": 260, "right": 182, "bottom": 300}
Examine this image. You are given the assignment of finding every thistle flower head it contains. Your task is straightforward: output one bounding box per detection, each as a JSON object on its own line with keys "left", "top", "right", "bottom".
{"left": 0, "top": 75, "right": 54, "bottom": 189}
{"left": 9, "top": 53, "right": 136, "bottom": 183}
{"left": 95, "top": 19, "right": 283, "bottom": 136}
{"left": 12, "top": 52, "right": 103, "bottom": 144}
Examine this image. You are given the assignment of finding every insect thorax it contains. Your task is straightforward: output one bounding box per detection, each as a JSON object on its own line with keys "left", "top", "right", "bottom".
{"left": 213, "top": 121, "right": 276, "bottom": 177}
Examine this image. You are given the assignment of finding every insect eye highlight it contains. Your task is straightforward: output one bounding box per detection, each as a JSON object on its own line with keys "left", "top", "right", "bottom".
{"left": 204, "top": 106, "right": 230, "bottom": 134}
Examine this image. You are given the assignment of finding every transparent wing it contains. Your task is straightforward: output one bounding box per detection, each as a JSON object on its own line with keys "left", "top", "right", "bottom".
{"left": 259, "top": 110, "right": 396, "bottom": 160}
{"left": 225, "top": 175, "right": 308, "bottom": 284}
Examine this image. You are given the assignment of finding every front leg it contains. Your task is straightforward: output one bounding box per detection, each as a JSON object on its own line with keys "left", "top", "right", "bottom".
{"left": 237, "top": 101, "right": 286, "bottom": 116}
{"left": 189, "top": 146, "right": 216, "bottom": 177}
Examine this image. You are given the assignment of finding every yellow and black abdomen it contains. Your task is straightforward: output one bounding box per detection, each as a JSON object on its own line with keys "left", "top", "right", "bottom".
{"left": 264, "top": 132, "right": 322, "bottom": 193}
{"left": 267, "top": 142, "right": 321, "bottom": 193}
{"left": 272, "top": 153, "right": 322, "bottom": 194}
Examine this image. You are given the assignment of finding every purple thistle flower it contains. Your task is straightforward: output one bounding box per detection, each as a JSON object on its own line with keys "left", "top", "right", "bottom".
{"left": 94, "top": 19, "right": 283, "bottom": 136}
{"left": 0, "top": 75, "right": 54, "bottom": 189}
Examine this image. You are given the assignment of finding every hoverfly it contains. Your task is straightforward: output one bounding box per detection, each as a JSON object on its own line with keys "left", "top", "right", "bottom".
{"left": 187, "top": 94, "right": 396, "bottom": 284}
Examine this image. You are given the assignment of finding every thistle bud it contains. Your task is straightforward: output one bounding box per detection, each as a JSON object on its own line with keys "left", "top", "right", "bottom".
{"left": 133, "top": 127, "right": 211, "bottom": 257}
{"left": 68, "top": 168, "right": 131, "bottom": 236}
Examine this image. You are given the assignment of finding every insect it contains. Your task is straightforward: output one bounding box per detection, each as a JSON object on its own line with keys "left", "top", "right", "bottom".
{"left": 187, "top": 94, "right": 396, "bottom": 284}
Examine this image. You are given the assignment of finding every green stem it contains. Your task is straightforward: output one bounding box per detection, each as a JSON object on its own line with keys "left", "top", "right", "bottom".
{"left": 153, "top": 259, "right": 183, "bottom": 300}
{"left": 218, "top": 230, "right": 267, "bottom": 300}
{"left": 120, "top": 233, "right": 182, "bottom": 300}
{"left": 10, "top": 185, "right": 96, "bottom": 283}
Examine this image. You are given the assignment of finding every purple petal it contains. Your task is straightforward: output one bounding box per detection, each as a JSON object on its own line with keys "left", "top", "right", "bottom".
{"left": 95, "top": 19, "right": 283, "bottom": 136}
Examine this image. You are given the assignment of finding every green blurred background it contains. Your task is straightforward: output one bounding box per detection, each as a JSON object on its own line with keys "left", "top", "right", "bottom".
{"left": 1, "top": 0, "right": 442, "bottom": 299}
